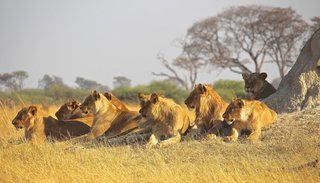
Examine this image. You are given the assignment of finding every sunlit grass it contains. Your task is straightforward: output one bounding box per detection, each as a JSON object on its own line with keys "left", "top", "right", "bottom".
{"left": 0, "top": 103, "right": 319, "bottom": 182}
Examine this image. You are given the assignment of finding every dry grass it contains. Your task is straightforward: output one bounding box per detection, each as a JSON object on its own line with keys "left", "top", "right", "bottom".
{"left": 0, "top": 103, "right": 320, "bottom": 183}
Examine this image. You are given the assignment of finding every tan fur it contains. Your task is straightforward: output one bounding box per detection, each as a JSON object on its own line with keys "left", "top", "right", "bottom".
{"left": 55, "top": 93, "right": 129, "bottom": 127}
{"left": 79, "top": 91, "right": 142, "bottom": 140}
{"left": 12, "top": 106, "right": 90, "bottom": 142}
{"left": 103, "top": 92, "right": 129, "bottom": 112}
{"left": 55, "top": 99, "right": 93, "bottom": 126}
{"left": 138, "top": 93, "right": 190, "bottom": 148}
{"left": 184, "top": 84, "right": 228, "bottom": 135}
{"left": 223, "top": 98, "right": 277, "bottom": 142}
{"left": 242, "top": 72, "right": 276, "bottom": 100}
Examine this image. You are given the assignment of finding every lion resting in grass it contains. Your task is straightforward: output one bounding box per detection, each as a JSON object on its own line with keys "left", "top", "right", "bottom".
{"left": 184, "top": 84, "right": 229, "bottom": 137}
{"left": 223, "top": 98, "right": 277, "bottom": 142}
{"left": 138, "top": 93, "right": 190, "bottom": 148}
{"left": 79, "top": 91, "right": 144, "bottom": 140}
{"left": 55, "top": 92, "right": 129, "bottom": 127}
{"left": 242, "top": 72, "right": 276, "bottom": 100}
{"left": 12, "top": 106, "right": 90, "bottom": 142}
{"left": 55, "top": 99, "right": 93, "bottom": 126}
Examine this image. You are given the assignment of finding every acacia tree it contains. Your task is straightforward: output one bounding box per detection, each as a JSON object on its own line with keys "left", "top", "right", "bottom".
{"left": 113, "top": 76, "right": 131, "bottom": 88}
{"left": 75, "top": 77, "right": 110, "bottom": 91}
{"left": 0, "top": 70, "right": 29, "bottom": 91}
{"left": 12, "top": 71, "right": 29, "bottom": 90}
{"left": 261, "top": 7, "right": 309, "bottom": 78}
{"left": 183, "top": 5, "right": 309, "bottom": 79}
{"left": 76, "top": 77, "right": 100, "bottom": 90}
{"left": 152, "top": 38, "right": 207, "bottom": 91}
{"left": 38, "top": 75, "right": 66, "bottom": 90}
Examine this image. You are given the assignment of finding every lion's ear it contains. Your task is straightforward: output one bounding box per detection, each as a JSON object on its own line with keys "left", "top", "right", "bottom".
{"left": 92, "top": 90, "right": 100, "bottom": 100}
{"left": 71, "top": 100, "right": 79, "bottom": 108}
{"left": 231, "top": 96, "right": 238, "bottom": 102}
{"left": 104, "top": 92, "right": 112, "bottom": 100}
{"left": 236, "top": 99, "right": 245, "bottom": 108}
{"left": 196, "top": 84, "right": 207, "bottom": 93}
{"left": 150, "top": 93, "right": 159, "bottom": 104}
{"left": 259, "top": 72, "right": 267, "bottom": 80}
{"left": 138, "top": 92, "right": 146, "bottom": 101}
{"left": 242, "top": 73, "right": 250, "bottom": 80}
{"left": 28, "top": 106, "right": 37, "bottom": 116}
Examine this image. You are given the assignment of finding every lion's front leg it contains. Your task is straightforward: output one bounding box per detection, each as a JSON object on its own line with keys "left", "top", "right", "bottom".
{"left": 225, "top": 128, "right": 239, "bottom": 142}
{"left": 159, "top": 133, "right": 181, "bottom": 148}
{"left": 146, "top": 133, "right": 160, "bottom": 149}
{"left": 247, "top": 128, "right": 261, "bottom": 142}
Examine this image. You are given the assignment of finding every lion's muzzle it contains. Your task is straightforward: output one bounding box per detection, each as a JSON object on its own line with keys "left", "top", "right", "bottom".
{"left": 79, "top": 105, "right": 89, "bottom": 114}
{"left": 12, "top": 120, "right": 23, "bottom": 129}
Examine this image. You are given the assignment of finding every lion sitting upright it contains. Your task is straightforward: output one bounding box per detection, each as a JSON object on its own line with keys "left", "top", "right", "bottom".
{"left": 223, "top": 98, "right": 277, "bottom": 142}
{"left": 184, "top": 84, "right": 229, "bottom": 137}
{"left": 242, "top": 72, "right": 276, "bottom": 100}
{"left": 138, "top": 93, "right": 190, "bottom": 148}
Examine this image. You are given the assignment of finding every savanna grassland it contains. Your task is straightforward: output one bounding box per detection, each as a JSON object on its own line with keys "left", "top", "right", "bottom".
{"left": 0, "top": 103, "right": 319, "bottom": 183}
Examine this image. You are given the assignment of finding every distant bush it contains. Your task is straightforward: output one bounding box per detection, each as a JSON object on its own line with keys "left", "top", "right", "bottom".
{"left": 0, "top": 86, "right": 90, "bottom": 107}
{"left": 0, "top": 79, "right": 246, "bottom": 107}
{"left": 112, "top": 80, "right": 189, "bottom": 103}
{"left": 213, "top": 79, "right": 246, "bottom": 102}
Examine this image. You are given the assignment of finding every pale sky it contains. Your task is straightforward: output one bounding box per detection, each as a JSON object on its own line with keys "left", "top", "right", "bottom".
{"left": 0, "top": 0, "right": 319, "bottom": 89}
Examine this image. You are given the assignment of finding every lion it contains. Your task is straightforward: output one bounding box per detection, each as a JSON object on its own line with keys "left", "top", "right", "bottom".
{"left": 184, "top": 84, "right": 229, "bottom": 137}
{"left": 55, "top": 92, "right": 129, "bottom": 127}
{"left": 12, "top": 106, "right": 91, "bottom": 142}
{"left": 242, "top": 72, "right": 276, "bottom": 100}
{"left": 79, "top": 91, "right": 144, "bottom": 140}
{"left": 223, "top": 98, "right": 277, "bottom": 142}
{"left": 55, "top": 99, "right": 84, "bottom": 120}
{"left": 138, "top": 93, "right": 190, "bottom": 148}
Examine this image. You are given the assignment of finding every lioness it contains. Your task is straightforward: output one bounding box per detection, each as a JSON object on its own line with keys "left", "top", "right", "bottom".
{"left": 55, "top": 92, "right": 129, "bottom": 127}
{"left": 79, "top": 91, "right": 142, "bottom": 140}
{"left": 223, "top": 98, "right": 277, "bottom": 142}
{"left": 242, "top": 72, "right": 276, "bottom": 100}
{"left": 138, "top": 93, "right": 190, "bottom": 148}
{"left": 55, "top": 99, "right": 93, "bottom": 125}
{"left": 184, "top": 84, "right": 229, "bottom": 136}
{"left": 12, "top": 106, "right": 90, "bottom": 142}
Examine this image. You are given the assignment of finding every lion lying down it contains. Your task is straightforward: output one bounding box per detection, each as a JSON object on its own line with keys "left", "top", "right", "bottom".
{"left": 138, "top": 93, "right": 191, "bottom": 148}
{"left": 223, "top": 98, "right": 277, "bottom": 142}
{"left": 12, "top": 106, "right": 90, "bottom": 142}
{"left": 55, "top": 92, "right": 130, "bottom": 127}
{"left": 79, "top": 91, "right": 153, "bottom": 141}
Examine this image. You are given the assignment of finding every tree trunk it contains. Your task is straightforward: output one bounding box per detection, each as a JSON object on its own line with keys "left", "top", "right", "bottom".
{"left": 264, "top": 29, "right": 320, "bottom": 113}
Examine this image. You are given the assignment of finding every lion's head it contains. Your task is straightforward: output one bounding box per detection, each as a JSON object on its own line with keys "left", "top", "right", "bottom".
{"left": 79, "top": 91, "right": 103, "bottom": 114}
{"left": 12, "top": 106, "right": 37, "bottom": 129}
{"left": 138, "top": 93, "right": 157, "bottom": 118}
{"left": 242, "top": 72, "right": 271, "bottom": 99}
{"left": 55, "top": 99, "right": 80, "bottom": 120}
{"left": 184, "top": 84, "right": 208, "bottom": 110}
{"left": 138, "top": 92, "right": 150, "bottom": 109}
{"left": 223, "top": 98, "right": 245, "bottom": 125}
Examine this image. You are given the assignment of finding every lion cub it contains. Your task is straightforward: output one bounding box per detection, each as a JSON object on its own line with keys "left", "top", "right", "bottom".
{"left": 223, "top": 98, "right": 277, "bottom": 142}
{"left": 138, "top": 93, "right": 190, "bottom": 148}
